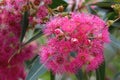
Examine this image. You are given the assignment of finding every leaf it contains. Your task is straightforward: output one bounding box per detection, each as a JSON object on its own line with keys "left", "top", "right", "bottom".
{"left": 87, "top": 5, "right": 98, "bottom": 15}
{"left": 20, "top": 11, "right": 29, "bottom": 42}
{"left": 75, "top": 69, "right": 83, "bottom": 80}
{"left": 112, "top": 20, "right": 120, "bottom": 28}
{"left": 110, "top": 35, "right": 120, "bottom": 49}
{"left": 50, "top": 71, "right": 55, "bottom": 80}
{"left": 96, "top": 61, "right": 105, "bottom": 80}
{"left": 39, "top": 71, "right": 50, "bottom": 80}
{"left": 26, "top": 57, "right": 47, "bottom": 80}
{"left": 26, "top": 55, "right": 38, "bottom": 69}
{"left": 114, "top": 72, "right": 120, "bottom": 80}
{"left": 107, "top": 12, "right": 117, "bottom": 20}
{"left": 92, "top": 2, "right": 120, "bottom": 8}
{"left": 104, "top": 35, "right": 120, "bottom": 62}
{"left": 38, "top": 35, "right": 47, "bottom": 44}
{"left": 24, "top": 30, "right": 43, "bottom": 45}
{"left": 49, "top": 0, "right": 68, "bottom": 9}
{"left": 106, "top": 0, "right": 120, "bottom": 2}
{"left": 25, "top": 29, "right": 34, "bottom": 42}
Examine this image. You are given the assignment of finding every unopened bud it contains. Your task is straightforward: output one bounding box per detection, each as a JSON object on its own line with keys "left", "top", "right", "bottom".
{"left": 34, "top": 0, "right": 40, "bottom": 6}
{"left": 111, "top": 5, "right": 115, "bottom": 8}
{"left": 107, "top": 20, "right": 114, "bottom": 27}
{"left": 111, "top": 4, "right": 120, "bottom": 15}
{"left": 22, "top": 5, "right": 29, "bottom": 12}
{"left": 57, "top": 5, "right": 64, "bottom": 12}
{"left": 54, "top": 28, "right": 65, "bottom": 40}
{"left": 54, "top": 28, "right": 64, "bottom": 35}
{"left": 71, "top": 38, "right": 78, "bottom": 43}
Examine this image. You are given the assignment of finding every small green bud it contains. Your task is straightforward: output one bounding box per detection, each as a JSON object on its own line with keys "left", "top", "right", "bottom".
{"left": 107, "top": 20, "right": 114, "bottom": 27}
{"left": 111, "top": 4, "right": 120, "bottom": 15}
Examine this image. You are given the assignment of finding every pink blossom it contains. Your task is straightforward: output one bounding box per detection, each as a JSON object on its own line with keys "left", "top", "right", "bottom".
{"left": 36, "top": 5, "right": 48, "bottom": 23}
{"left": 0, "top": 7, "right": 37, "bottom": 80}
{"left": 0, "top": 64, "right": 26, "bottom": 80}
{"left": 40, "top": 45, "right": 67, "bottom": 73}
{"left": 87, "top": 53, "right": 104, "bottom": 71}
{"left": 43, "top": 0, "right": 52, "bottom": 4}
{"left": 0, "top": 0, "right": 50, "bottom": 79}
{"left": 40, "top": 12, "right": 110, "bottom": 74}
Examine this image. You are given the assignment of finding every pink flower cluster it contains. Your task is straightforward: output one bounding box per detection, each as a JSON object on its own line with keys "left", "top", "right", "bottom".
{"left": 28, "top": 0, "right": 52, "bottom": 25}
{"left": 0, "top": 1, "right": 40, "bottom": 80}
{"left": 39, "top": 13, "right": 110, "bottom": 74}
{"left": 1, "top": 0, "right": 52, "bottom": 25}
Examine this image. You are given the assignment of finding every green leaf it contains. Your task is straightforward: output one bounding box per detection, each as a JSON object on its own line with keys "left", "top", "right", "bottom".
{"left": 106, "top": 0, "right": 120, "bottom": 2}
{"left": 96, "top": 61, "right": 105, "bottom": 80}
{"left": 75, "top": 69, "right": 83, "bottom": 80}
{"left": 26, "top": 55, "right": 38, "bottom": 69}
{"left": 26, "top": 57, "right": 47, "bottom": 80}
{"left": 49, "top": 0, "right": 68, "bottom": 9}
{"left": 24, "top": 30, "right": 43, "bottom": 45}
{"left": 50, "top": 71, "right": 55, "bottom": 80}
{"left": 104, "top": 35, "right": 120, "bottom": 62}
{"left": 114, "top": 72, "right": 120, "bottom": 80}
{"left": 87, "top": 5, "right": 98, "bottom": 15}
{"left": 107, "top": 12, "right": 117, "bottom": 20}
{"left": 110, "top": 35, "right": 120, "bottom": 49}
{"left": 39, "top": 71, "right": 50, "bottom": 80}
{"left": 20, "top": 11, "right": 29, "bottom": 42}
{"left": 112, "top": 20, "right": 120, "bottom": 28}
{"left": 92, "top": 2, "right": 120, "bottom": 8}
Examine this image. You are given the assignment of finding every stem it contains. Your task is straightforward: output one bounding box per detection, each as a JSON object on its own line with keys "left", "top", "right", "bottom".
{"left": 83, "top": 67, "right": 89, "bottom": 80}
{"left": 50, "top": 71, "right": 55, "bottom": 80}
{"left": 84, "top": 73, "right": 89, "bottom": 80}
{"left": 114, "top": 17, "right": 120, "bottom": 22}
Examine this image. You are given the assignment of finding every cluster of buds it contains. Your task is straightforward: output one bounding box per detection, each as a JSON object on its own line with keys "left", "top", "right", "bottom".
{"left": 111, "top": 4, "right": 120, "bottom": 16}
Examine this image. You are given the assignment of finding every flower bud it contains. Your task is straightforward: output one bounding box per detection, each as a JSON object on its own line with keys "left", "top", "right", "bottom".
{"left": 34, "top": 0, "right": 40, "bottom": 6}
{"left": 54, "top": 28, "right": 64, "bottom": 35}
{"left": 107, "top": 20, "right": 114, "bottom": 27}
{"left": 111, "top": 4, "right": 120, "bottom": 15}
{"left": 71, "top": 38, "right": 78, "bottom": 43}
{"left": 57, "top": 5, "right": 64, "bottom": 12}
